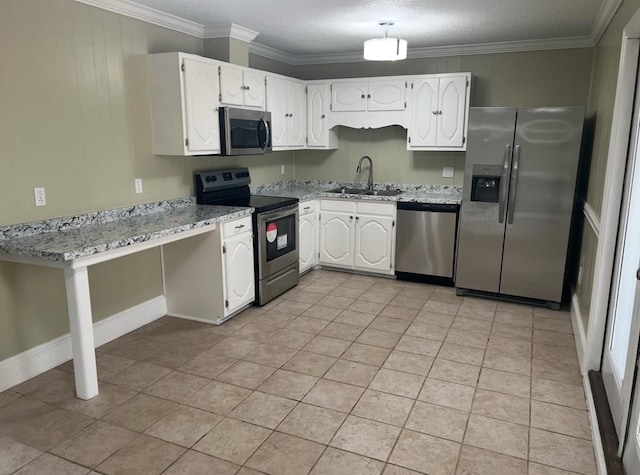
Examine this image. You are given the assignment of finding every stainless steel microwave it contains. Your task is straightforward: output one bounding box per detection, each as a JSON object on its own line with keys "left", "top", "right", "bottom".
{"left": 219, "top": 107, "right": 272, "bottom": 156}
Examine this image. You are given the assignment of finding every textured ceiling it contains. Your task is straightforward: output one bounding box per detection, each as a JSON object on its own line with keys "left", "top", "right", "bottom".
{"left": 127, "top": 0, "right": 610, "bottom": 59}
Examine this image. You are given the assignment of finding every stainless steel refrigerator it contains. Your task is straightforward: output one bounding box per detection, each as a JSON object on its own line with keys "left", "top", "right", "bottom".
{"left": 455, "top": 107, "right": 584, "bottom": 307}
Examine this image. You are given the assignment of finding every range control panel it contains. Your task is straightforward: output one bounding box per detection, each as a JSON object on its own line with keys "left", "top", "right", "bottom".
{"left": 195, "top": 167, "right": 251, "bottom": 193}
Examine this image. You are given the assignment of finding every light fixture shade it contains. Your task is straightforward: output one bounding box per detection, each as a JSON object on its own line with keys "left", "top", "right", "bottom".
{"left": 363, "top": 37, "right": 407, "bottom": 61}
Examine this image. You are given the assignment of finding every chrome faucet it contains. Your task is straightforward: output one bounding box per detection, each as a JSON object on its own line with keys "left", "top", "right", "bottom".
{"left": 356, "top": 155, "right": 374, "bottom": 191}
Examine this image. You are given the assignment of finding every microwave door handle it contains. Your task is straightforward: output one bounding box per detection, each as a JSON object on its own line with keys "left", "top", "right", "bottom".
{"left": 259, "top": 117, "right": 270, "bottom": 152}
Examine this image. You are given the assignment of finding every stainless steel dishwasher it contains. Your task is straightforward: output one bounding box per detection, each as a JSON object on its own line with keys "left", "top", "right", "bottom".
{"left": 395, "top": 202, "right": 459, "bottom": 284}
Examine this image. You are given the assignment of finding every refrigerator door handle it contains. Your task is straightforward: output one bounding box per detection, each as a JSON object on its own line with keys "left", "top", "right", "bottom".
{"left": 498, "top": 144, "right": 512, "bottom": 224}
{"left": 507, "top": 144, "right": 521, "bottom": 225}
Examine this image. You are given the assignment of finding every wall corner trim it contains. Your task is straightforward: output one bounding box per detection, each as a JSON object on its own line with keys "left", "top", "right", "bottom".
{"left": 0, "top": 296, "right": 167, "bottom": 393}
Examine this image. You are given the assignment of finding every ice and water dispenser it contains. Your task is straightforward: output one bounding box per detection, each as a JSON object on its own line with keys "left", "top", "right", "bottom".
{"left": 470, "top": 164, "right": 502, "bottom": 203}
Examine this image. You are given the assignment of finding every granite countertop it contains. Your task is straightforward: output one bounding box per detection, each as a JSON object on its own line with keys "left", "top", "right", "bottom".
{"left": 0, "top": 198, "right": 252, "bottom": 262}
{"left": 252, "top": 180, "right": 462, "bottom": 204}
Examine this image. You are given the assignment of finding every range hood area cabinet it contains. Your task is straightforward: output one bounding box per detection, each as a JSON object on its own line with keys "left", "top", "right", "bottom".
{"left": 306, "top": 83, "right": 338, "bottom": 149}
{"left": 148, "top": 52, "right": 222, "bottom": 156}
{"left": 266, "top": 73, "right": 307, "bottom": 149}
{"left": 407, "top": 73, "right": 471, "bottom": 151}
{"left": 219, "top": 63, "right": 266, "bottom": 110}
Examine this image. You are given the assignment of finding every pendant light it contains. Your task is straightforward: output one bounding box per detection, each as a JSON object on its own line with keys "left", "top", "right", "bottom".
{"left": 364, "top": 21, "right": 407, "bottom": 61}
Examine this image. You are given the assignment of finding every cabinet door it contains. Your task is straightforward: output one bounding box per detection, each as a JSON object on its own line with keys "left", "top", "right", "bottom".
{"left": 408, "top": 78, "right": 438, "bottom": 147}
{"left": 299, "top": 210, "right": 317, "bottom": 273}
{"left": 288, "top": 80, "right": 307, "bottom": 146}
{"left": 354, "top": 214, "right": 394, "bottom": 272}
{"left": 319, "top": 211, "right": 354, "bottom": 267}
{"left": 266, "top": 75, "right": 288, "bottom": 147}
{"left": 219, "top": 64, "right": 244, "bottom": 106}
{"left": 331, "top": 81, "right": 367, "bottom": 112}
{"left": 243, "top": 70, "right": 266, "bottom": 108}
{"left": 368, "top": 79, "right": 406, "bottom": 111}
{"left": 307, "top": 84, "right": 329, "bottom": 147}
{"left": 182, "top": 58, "right": 220, "bottom": 153}
{"left": 436, "top": 76, "right": 467, "bottom": 147}
{"left": 223, "top": 232, "right": 255, "bottom": 315}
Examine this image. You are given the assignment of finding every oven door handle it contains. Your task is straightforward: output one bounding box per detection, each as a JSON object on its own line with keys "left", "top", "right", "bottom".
{"left": 256, "top": 204, "right": 298, "bottom": 223}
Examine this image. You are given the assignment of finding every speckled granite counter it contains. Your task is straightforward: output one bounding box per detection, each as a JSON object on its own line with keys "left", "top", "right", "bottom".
{"left": 0, "top": 198, "right": 252, "bottom": 262}
{"left": 252, "top": 180, "right": 461, "bottom": 204}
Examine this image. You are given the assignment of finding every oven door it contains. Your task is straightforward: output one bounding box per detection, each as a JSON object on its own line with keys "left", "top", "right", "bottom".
{"left": 256, "top": 204, "right": 299, "bottom": 279}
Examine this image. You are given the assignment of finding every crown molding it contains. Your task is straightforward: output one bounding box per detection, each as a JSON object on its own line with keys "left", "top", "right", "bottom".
{"left": 590, "top": 0, "right": 623, "bottom": 44}
{"left": 74, "top": 0, "right": 205, "bottom": 37}
{"left": 203, "top": 23, "right": 259, "bottom": 42}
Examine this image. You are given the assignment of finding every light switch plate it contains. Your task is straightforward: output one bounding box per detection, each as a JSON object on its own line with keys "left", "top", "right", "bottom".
{"left": 280, "top": 164, "right": 285, "bottom": 175}
{"left": 134, "top": 178, "right": 143, "bottom": 194}
{"left": 442, "top": 167, "right": 454, "bottom": 178}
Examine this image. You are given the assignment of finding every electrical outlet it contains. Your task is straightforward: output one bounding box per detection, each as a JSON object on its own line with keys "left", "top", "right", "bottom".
{"left": 280, "top": 164, "right": 285, "bottom": 175}
{"left": 34, "top": 187, "right": 46, "bottom": 207}
{"left": 442, "top": 167, "right": 454, "bottom": 178}
{"left": 134, "top": 178, "right": 143, "bottom": 194}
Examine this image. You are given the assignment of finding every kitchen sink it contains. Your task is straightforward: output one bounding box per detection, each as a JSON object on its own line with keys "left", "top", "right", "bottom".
{"left": 325, "top": 187, "right": 403, "bottom": 197}
{"left": 363, "top": 189, "right": 403, "bottom": 196}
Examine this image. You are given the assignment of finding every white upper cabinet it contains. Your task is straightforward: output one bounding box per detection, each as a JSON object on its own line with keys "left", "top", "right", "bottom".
{"left": 148, "top": 52, "right": 221, "bottom": 156}
{"left": 266, "top": 74, "right": 306, "bottom": 149}
{"left": 408, "top": 73, "right": 470, "bottom": 151}
{"left": 219, "top": 64, "right": 265, "bottom": 109}
{"left": 331, "top": 79, "right": 406, "bottom": 112}
{"left": 307, "top": 83, "right": 338, "bottom": 149}
{"left": 331, "top": 81, "right": 368, "bottom": 112}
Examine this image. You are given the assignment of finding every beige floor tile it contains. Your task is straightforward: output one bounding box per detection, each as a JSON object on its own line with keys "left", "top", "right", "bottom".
{"left": 271, "top": 300, "right": 312, "bottom": 316}
{"left": 177, "top": 353, "right": 237, "bottom": 379}
{"left": 302, "top": 305, "right": 344, "bottom": 321}
{"left": 532, "top": 359, "right": 581, "bottom": 386}
{"left": 478, "top": 368, "right": 531, "bottom": 398}
{"left": 352, "top": 390, "right": 414, "bottom": 426}
{"left": 533, "top": 329, "right": 575, "bottom": 347}
{"left": 318, "top": 295, "right": 356, "bottom": 310}
{"left": 384, "top": 351, "right": 434, "bottom": 376}
{"left": 464, "top": 414, "right": 528, "bottom": 459}
{"left": 369, "top": 283, "right": 403, "bottom": 295}
{"left": 320, "top": 322, "right": 365, "bottom": 341}
{"left": 325, "top": 359, "right": 380, "bottom": 387}
{"left": 103, "top": 394, "right": 177, "bottom": 433}
{"left": 311, "top": 447, "right": 385, "bottom": 475}
{"left": 162, "top": 451, "right": 239, "bottom": 475}
{"left": 229, "top": 391, "right": 296, "bottom": 429}
{"left": 456, "top": 305, "right": 496, "bottom": 321}
{"left": 331, "top": 286, "right": 368, "bottom": 299}
{"left": 405, "top": 322, "right": 449, "bottom": 341}
{"left": 282, "top": 351, "right": 337, "bottom": 377}
{"left": 20, "top": 371, "right": 77, "bottom": 407}
{"left": 348, "top": 300, "right": 387, "bottom": 315}
{"left": 13, "top": 454, "right": 89, "bottom": 475}
{"left": 256, "top": 311, "right": 298, "bottom": 328}
{"left": 257, "top": 369, "right": 318, "bottom": 400}
{"left": 143, "top": 371, "right": 210, "bottom": 403}
{"left": 193, "top": 417, "right": 271, "bottom": 464}
{"left": 63, "top": 382, "right": 137, "bottom": 419}
{"left": 186, "top": 380, "right": 251, "bottom": 414}
{"left": 246, "top": 432, "right": 325, "bottom": 475}
{"left": 277, "top": 403, "right": 347, "bottom": 444}
{"left": 531, "top": 400, "right": 591, "bottom": 439}
{"left": 286, "top": 289, "right": 327, "bottom": 304}
{"left": 100, "top": 337, "right": 163, "bottom": 361}
{"left": 389, "top": 429, "right": 460, "bottom": 475}
{"left": 389, "top": 295, "right": 426, "bottom": 309}
{"left": 429, "top": 358, "right": 480, "bottom": 386}
{"left": 369, "top": 317, "right": 412, "bottom": 334}
{"left": 438, "top": 343, "right": 484, "bottom": 366}
{"left": 379, "top": 306, "right": 420, "bottom": 321}
{"left": 383, "top": 464, "right": 424, "bottom": 475}
{"left": 533, "top": 307, "right": 572, "bottom": 319}
{"left": 342, "top": 343, "right": 392, "bottom": 366}
{"left": 534, "top": 317, "right": 573, "bottom": 334}
{"left": 343, "top": 275, "right": 378, "bottom": 290}
{"left": 461, "top": 296, "right": 498, "bottom": 310}
{"left": 0, "top": 434, "right": 42, "bottom": 474}
{"left": 406, "top": 401, "right": 468, "bottom": 442}
{"left": 532, "top": 343, "right": 579, "bottom": 365}
{"left": 143, "top": 341, "right": 210, "bottom": 370}
{"left": 208, "top": 337, "right": 261, "bottom": 358}
{"left": 231, "top": 323, "right": 278, "bottom": 342}
{"left": 398, "top": 285, "right": 435, "bottom": 300}
{"left": 304, "top": 282, "right": 340, "bottom": 295}
{"left": 51, "top": 421, "right": 136, "bottom": 468}
{"left": 457, "top": 445, "right": 528, "bottom": 475}
{"left": 531, "top": 378, "right": 587, "bottom": 410}
{"left": 215, "top": 361, "right": 276, "bottom": 389}
{"left": 303, "top": 335, "right": 351, "bottom": 357}
{"left": 356, "top": 328, "right": 402, "bottom": 349}
{"left": 414, "top": 311, "right": 455, "bottom": 328}
{"left": 144, "top": 405, "right": 222, "bottom": 447}
{"left": 418, "top": 378, "right": 475, "bottom": 411}
{"left": 483, "top": 350, "right": 531, "bottom": 375}
{"left": 497, "top": 302, "right": 533, "bottom": 316}
{"left": 369, "top": 368, "right": 425, "bottom": 398}
{"left": 472, "top": 389, "right": 530, "bottom": 426}
{"left": 267, "top": 329, "right": 315, "bottom": 350}
{"left": 286, "top": 316, "right": 331, "bottom": 334}
{"left": 0, "top": 390, "right": 21, "bottom": 409}
{"left": 335, "top": 310, "right": 378, "bottom": 326}
{"left": 330, "top": 415, "right": 401, "bottom": 461}
{"left": 96, "top": 434, "right": 185, "bottom": 475}
{"left": 487, "top": 336, "right": 532, "bottom": 356}
{"left": 423, "top": 300, "right": 461, "bottom": 316}
{"left": 243, "top": 343, "right": 298, "bottom": 368}
{"left": 359, "top": 290, "right": 397, "bottom": 304}
{"left": 396, "top": 335, "right": 441, "bottom": 357}
{"left": 494, "top": 311, "right": 533, "bottom": 327}
{"left": 452, "top": 317, "right": 492, "bottom": 334}
{"left": 445, "top": 329, "right": 488, "bottom": 350}
{"left": 528, "top": 461, "right": 584, "bottom": 475}
{"left": 491, "top": 323, "right": 533, "bottom": 342}
{"left": 529, "top": 428, "right": 597, "bottom": 474}
{"left": 302, "top": 379, "right": 364, "bottom": 413}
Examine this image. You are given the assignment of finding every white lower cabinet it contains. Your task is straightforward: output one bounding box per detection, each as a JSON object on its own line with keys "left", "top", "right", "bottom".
{"left": 163, "top": 216, "right": 255, "bottom": 324}
{"left": 298, "top": 201, "right": 318, "bottom": 274}
{"left": 319, "top": 200, "right": 396, "bottom": 276}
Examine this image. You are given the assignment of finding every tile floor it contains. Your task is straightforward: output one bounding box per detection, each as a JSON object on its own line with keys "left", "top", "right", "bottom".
{"left": 0, "top": 269, "right": 597, "bottom": 475}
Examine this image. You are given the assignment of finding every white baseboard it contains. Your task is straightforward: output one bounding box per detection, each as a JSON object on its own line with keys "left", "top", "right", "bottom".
{"left": 0, "top": 296, "right": 167, "bottom": 393}
{"left": 571, "top": 290, "right": 587, "bottom": 369}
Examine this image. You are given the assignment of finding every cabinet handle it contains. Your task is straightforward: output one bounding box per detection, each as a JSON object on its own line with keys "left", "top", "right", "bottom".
{"left": 361, "top": 94, "right": 365, "bottom": 99}
{"left": 246, "top": 86, "right": 250, "bottom": 90}
{"left": 350, "top": 216, "right": 354, "bottom": 220}
{"left": 290, "top": 113, "right": 293, "bottom": 117}
{"left": 321, "top": 114, "right": 326, "bottom": 119}
{"left": 433, "top": 110, "right": 438, "bottom": 115}
{"left": 235, "top": 224, "right": 245, "bottom": 229}
{"left": 356, "top": 216, "right": 360, "bottom": 220}
{"left": 438, "top": 110, "right": 443, "bottom": 115}
{"left": 367, "top": 94, "right": 371, "bottom": 98}
{"left": 303, "top": 206, "right": 311, "bottom": 210}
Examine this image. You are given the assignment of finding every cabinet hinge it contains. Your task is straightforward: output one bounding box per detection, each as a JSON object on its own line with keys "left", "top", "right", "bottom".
{"left": 305, "top": 86, "right": 308, "bottom": 94}
{"left": 222, "top": 245, "right": 226, "bottom": 254}
{"left": 225, "top": 299, "right": 229, "bottom": 308}
{"left": 330, "top": 103, "right": 332, "bottom": 111}
{"left": 218, "top": 66, "right": 221, "bottom": 76}
{"left": 411, "top": 82, "right": 414, "bottom": 89}
{"left": 463, "top": 136, "right": 466, "bottom": 144}
{"left": 318, "top": 213, "right": 321, "bottom": 221}
{"left": 219, "top": 93, "right": 222, "bottom": 102}
{"left": 466, "top": 77, "right": 469, "bottom": 87}
{"left": 185, "top": 138, "right": 189, "bottom": 147}
{"left": 318, "top": 252, "right": 320, "bottom": 259}
{"left": 305, "top": 137, "right": 308, "bottom": 145}
{"left": 405, "top": 81, "right": 408, "bottom": 88}
{"left": 265, "top": 77, "right": 267, "bottom": 86}
{"left": 392, "top": 220, "right": 395, "bottom": 227}
{"left": 408, "top": 137, "right": 411, "bottom": 144}
{"left": 181, "top": 62, "right": 185, "bottom": 72}
{"left": 404, "top": 102, "right": 407, "bottom": 109}
{"left": 330, "top": 84, "right": 333, "bottom": 91}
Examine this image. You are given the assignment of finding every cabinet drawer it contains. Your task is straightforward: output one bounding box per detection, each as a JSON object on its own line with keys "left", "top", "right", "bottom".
{"left": 320, "top": 200, "right": 356, "bottom": 213}
{"left": 299, "top": 200, "right": 317, "bottom": 216}
{"left": 222, "top": 216, "right": 252, "bottom": 237}
{"left": 357, "top": 201, "right": 396, "bottom": 217}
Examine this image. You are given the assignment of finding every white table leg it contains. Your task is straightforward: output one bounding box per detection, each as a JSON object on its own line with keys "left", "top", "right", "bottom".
{"left": 64, "top": 266, "right": 99, "bottom": 399}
